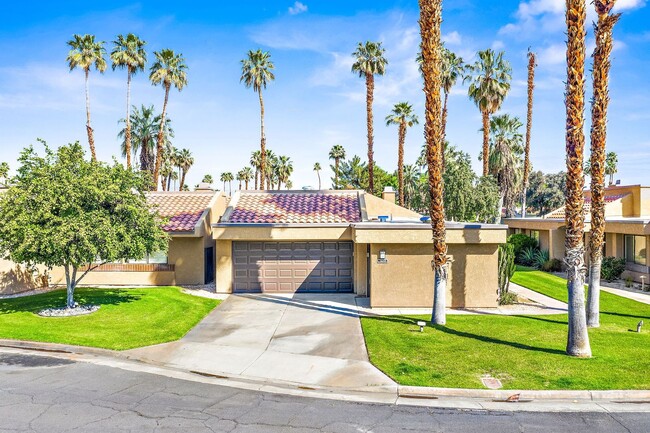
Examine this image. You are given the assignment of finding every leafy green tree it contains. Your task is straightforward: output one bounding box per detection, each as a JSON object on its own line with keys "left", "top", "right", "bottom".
{"left": 0, "top": 162, "right": 9, "bottom": 186}
{"left": 66, "top": 34, "right": 107, "bottom": 161}
{"left": 328, "top": 145, "right": 346, "bottom": 188}
{"left": 276, "top": 156, "right": 293, "bottom": 190}
{"left": 202, "top": 174, "right": 213, "bottom": 184}
{"left": 385, "top": 102, "right": 419, "bottom": 206}
{"left": 352, "top": 41, "right": 388, "bottom": 194}
{"left": 334, "top": 155, "right": 395, "bottom": 196}
{"left": 111, "top": 33, "right": 147, "bottom": 170}
{"left": 241, "top": 49, "right": 275, "bottom": 190}
{"left": 0, "top": 142, "right": 167, "bottom": 308}
{"left": 465, "top": 49, "right": 512, "bottom": 176}
{"left": 526, "top": 170, "right": 566, "bottom": 216}
{"left": 150, "top": 49, "right": 188, "bottom": 190}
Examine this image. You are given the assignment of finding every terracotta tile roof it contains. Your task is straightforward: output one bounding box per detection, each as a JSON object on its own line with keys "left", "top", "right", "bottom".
{"left": 146, "top": 192, "right": 215, "bottom": 233}
{"left": 545, "top": 193, "right": 629, "bottom": 219}
{"left": 226, "top": 191, "right": 361, "bottom": 224}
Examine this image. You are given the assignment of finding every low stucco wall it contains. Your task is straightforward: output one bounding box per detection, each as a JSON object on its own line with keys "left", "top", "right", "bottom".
{"left": 368, "top": 243, "right": 499, "bottom": 308}
{"left": 0, "top": 259, "right": 49, "bottom": 295}
{"left": 49, "top": 269, "right": 175, "bottom": 286}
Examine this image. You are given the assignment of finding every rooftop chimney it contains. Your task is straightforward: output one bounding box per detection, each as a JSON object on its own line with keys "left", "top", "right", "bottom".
{"left": 195, "top": 183, "right": 214, "bottom": 191}
{"left": 382, "top": 186, "right": 396, "bottom": 203}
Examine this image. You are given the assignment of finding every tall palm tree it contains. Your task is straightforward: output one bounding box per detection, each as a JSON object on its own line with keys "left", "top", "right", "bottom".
{"left": 465, "top": 49, "right": 512, "bottom": 176}
{"left": 241, "top": 166, "right": 254, "bottom": 190}
{"left": 386, "top": 102, "right": 419, "bottom": 206}
{"left": 264, "top": 150, "right": 277, "bottom": 189}
{"left": 587, "top": 1, "right": 621, "bottom": 329}
{"left": 170, "top": 171, "right": 179, "bottom": 191}
{"left": 149, "top": 49, "right": 188, "bottom": 191}
{"left": 605, "top": 151, "right": 618, "bottom": 185}
{"left": 313, "top": 162, "right": 322, "bottom": 190}
{"left": 419, "top": 0, "right": 447, "bottom": 325}
{"left": 329, "top": 145, "right": 346, "bottom": 188}
{"left": 177, "top": 148, "right": 194, "bottom": 191}
{"left": 486, "top": 114, "right": 524, "bottom": 218}
{"left": 0, "top": 162, "right": 9, "bottom": 186}
{"left": 236, "top": 170, "right": 244, "bottom": 190}
{"left": 564, "top": 0, "right": 592, "bottom": 358}
{"left": 250, "top": 151, "right": 262, "bottom": 190}
{"left": 522, "top": 50, "right": 537, "bottom": 218}
{"left": 241, "top": 49, "right": 275, "bottom": 191}
{"left": 220, "top": 172, "right": 234, "bottom": 195}
{"left": 352, "top": 41, "right": 388, "bottom": 194}
{"left": 118, "top": 105, "right": 173, "bottom": 179}
{"left": 111, "top": 34, "right": 147, "bottom": 170}
{"left": 66, "top": 34, "right": 107, "bottom": 161}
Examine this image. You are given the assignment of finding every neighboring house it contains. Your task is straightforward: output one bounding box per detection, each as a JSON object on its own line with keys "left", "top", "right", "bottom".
{"left": 505, "top": 184, "right": 650, "bottom": 282}
{"left": 0, "top": 189, "right": 227, "bottom": 293}
{"left": 213, "top": 188, "right": 506, "bottom": 308}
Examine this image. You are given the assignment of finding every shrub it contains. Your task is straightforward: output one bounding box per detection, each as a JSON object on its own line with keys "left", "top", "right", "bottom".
{"left": 507, "top": 234, "right": 539, "bottom": 263}
{"left": 520, "top": 246, "right": 538, "bottom": 267}
{"left": 600, "top": 256, "right": 626, "bottom": 282}
{"left": 499, "top": 292, "right": 518, "bottom": 305}
{"left": 533, "top": 249, "right": 550, "bottom": 270}
{"left": 541, "top": 258, "right": 563, "bottom": 272}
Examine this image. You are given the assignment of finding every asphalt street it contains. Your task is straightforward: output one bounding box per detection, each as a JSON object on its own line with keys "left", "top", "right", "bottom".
{"left": 0, "top": 352, "right": 649, "bottom": 432}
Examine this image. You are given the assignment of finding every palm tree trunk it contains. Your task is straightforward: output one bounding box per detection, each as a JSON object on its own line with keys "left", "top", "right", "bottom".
{"left": 254, "top": 169, "right": 258, "bottom": 190}
{"left": 245, "top": 178, "right": 250, "bottom": 190}
{"left": 587, "top": 5, "right": 619, "bottom": 329}
{"left": 522, "top": 52, "right": 536, "bottom": 218}
{"left": 335, "top": 159, "right": 340, "bottom": 188}
{"left": 441, "top": 91, "right": 449, "bottom": 172}
{"left": 365, "top": 73, "right": 375, "bottom": 195}
{"left": 84, "top": 68, "right": 97, "bottom": 161}
{"left": 229, "top": 180, "right": 232, "bottom": 196}
{"left": 125, "top": 68, "right": 132, "bottom": 170}
{"left": 398, "top": 120, "right": 406, "bottom": 206}
{"left": 317, "top": 171, "right": 321, "bottom": 190}
{"left": 167, "top": 175, "right": 172, "bottom": 191}
{"left": 564, "top": 0, "right": 591, "bottom": 358}
{"left": 180, "top": 170, "right": 187, "bottom": 191}
{"left": 481, "top": 110, "right": 489, "bottom": 177}
{"left": 153, "top": 84, "right": 170, "bottom": 191}
{"left": 420, "top": 0, "right": 447, "bottom": 325}
{"left": 259, "top": 90, "right": 266, "bottom": 191}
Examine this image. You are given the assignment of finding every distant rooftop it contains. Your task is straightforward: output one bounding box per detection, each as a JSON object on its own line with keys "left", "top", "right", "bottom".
{"left": 147, "top": 191, "right": 216, "bottom": 233}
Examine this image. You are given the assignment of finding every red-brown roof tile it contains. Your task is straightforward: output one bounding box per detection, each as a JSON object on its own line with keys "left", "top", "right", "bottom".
{"left": 226, "top": 191, "right": 361, "bottom": 224}
{"left": 545, "top": 193, "right": 629, "bottom": 219}
{"left": 147, "top": 192, "right": 215, "bottom": 233}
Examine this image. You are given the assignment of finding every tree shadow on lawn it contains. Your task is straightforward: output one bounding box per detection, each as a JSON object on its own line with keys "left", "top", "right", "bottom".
{"left": 600, "top": 310, "right": 650, "bottom": 321}
{"left": 433, "top": 324, "right": 566, "bottom": 356}
{"left": 0, "top": 288, "right": 142, "bottom": 315}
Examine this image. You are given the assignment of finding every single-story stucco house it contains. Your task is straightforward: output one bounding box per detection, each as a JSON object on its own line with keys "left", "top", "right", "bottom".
{"left": 1, "top": 186, "right": 507, "bottom": 308}
{"left": 505, "top": 184, "right": 650, "bottom": 282}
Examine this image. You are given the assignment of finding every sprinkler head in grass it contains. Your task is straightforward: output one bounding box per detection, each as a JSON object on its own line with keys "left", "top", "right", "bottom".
{"left": 417, "top": 321, "right": 426, "bottom": 332}
{"left": 638, "top": 320, "right": 644, "bottom": 333}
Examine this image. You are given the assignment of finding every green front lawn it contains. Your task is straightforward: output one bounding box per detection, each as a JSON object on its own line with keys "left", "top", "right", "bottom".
{"left": 0, "top": 287, "right": 219, "bottom": 350}
{"left": 361, "top": 269, "right": 650, "bottom": 390}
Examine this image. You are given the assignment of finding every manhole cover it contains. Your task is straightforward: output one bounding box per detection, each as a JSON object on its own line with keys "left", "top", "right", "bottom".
{"left": 481, "top": 376, "right": 503, "bottom": 389}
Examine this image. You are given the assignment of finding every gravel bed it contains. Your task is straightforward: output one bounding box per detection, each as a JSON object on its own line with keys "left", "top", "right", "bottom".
{"left": 37, "top": 304, "right": 100, "bottom": 317}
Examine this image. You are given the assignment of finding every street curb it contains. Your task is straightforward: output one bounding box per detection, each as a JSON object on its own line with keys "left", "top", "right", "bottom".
{"left": 2, "top": 339, "right": 650, "bottom": 403}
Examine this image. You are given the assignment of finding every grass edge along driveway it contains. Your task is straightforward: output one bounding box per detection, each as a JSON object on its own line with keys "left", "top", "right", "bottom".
{"left": 361, "top": 268, "right": 650, "bottom": 390}
{"left": 0, "top": 287, "right": 219, "bottom": 350}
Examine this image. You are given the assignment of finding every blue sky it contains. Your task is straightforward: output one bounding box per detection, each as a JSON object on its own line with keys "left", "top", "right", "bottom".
{"left": 0, "top": 0, "right": 648, "bottom": 189}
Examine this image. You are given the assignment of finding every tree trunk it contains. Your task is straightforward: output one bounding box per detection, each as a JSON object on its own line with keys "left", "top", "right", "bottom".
{"left": 481, "top": 110, "right": 489, "bottom": 177}
{"left": 398, "top": 120, "right": 406, "bottom": 206}
{"left": 167, "top": 175, "right": 172, "bottom": 192}
{"left": 334, "top": 159, "right": 340, "bottom": 188}
{"left": 441, "top": 91, "right": 448, "bottom": 172}
{"left": 245, "top": 178, "right": 249, "bottom": 190}
{"left": 64, "top": 265, "right": 78, "bottom": 309}
{"left": 522, "top": 51, "right": 536, "bottom": 218}
{"left": 317, "top": 171, "right": 321, "bottom": 190}
{"left": 259, "top": 90, "right": 266, "bottom": 191}
{"left": 125, "top": 68, "right": 132, "bottom": 170}
{"left": 365, "top": 73, "right": 375, "bottom": 194}
{"left": 254, "top": 170, "right": 258, "bottom": 190}
{"left": 564, "top": 0, "right": 591, "bottom": 358}
{"left": 84, "top": 68, "right": 97, "bottom": 161}
{"left": 180, "top": 170, "right": 187, "bottom": 191}
{"left": 587, "top": 5, "right": 619, "bottom": 328}
{"left": 229, "top": 181, "right": 233, "bottom": 196}
{"left": 420, "top": 0, "right": 447, "bottom": 325}
{"left": 153, "top": 84, "right": 170, "bottom": 191}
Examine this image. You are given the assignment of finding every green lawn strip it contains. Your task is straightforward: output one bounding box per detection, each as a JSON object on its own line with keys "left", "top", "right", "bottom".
{"left": 0, "top": 287, "right": 219, "bottom": 350}
{"left": 361, "top": 268, "right": 650, "bottom": 390}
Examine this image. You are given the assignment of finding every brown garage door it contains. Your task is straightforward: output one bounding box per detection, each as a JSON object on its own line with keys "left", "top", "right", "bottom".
{"left": 232, "top": 241, "right": 354, "bottom": 293}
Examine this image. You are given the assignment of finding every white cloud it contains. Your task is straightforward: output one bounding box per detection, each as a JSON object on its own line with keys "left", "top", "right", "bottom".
{"left": 537, "top": 43, "right": 565, "bottom": 67}
{"left": 492, "top": 40, "right": 505, "bottom": 50}
{"left": 288, "top": 1, "right": 308, "bottom": 15}
{"left": 442, "top": 31, "right": 462, "bottom": 45}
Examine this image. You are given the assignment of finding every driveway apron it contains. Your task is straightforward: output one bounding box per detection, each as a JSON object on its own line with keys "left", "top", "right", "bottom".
{"left": 125, "top": 293, "right": 396, "bottom": 389}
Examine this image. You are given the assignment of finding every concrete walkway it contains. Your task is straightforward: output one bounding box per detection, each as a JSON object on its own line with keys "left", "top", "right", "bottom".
{"left": 601, "top": 285, "right": 650, "bottom": 305}
{"left": 125, "top": 293, "right": 396, "bottom": 391}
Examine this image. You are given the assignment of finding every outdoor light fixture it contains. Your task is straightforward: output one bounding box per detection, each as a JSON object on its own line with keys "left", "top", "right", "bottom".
{"left": 417, "top": 321, "right": 426, "bottom": 332}
{"left": 378, "top": 249, "right": 387, "bottom": 264}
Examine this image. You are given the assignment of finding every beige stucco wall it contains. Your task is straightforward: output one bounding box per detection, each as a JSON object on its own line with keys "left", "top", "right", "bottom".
{"left": 168, "top": 237, "right": 205, "bottom": 285}
{"left": 363, "top": 193, "right": 422, "bottom": 219}
{"left": 215, "top": 240, "right": 233, "bottom": 294}
{"left": 213, "top": 225, "right": 352, "bottom": 241}
{"left": 353, "top": 226, "right": 506, "bottom": 245}
{"left": 0, "top": 259, "right": 50, "bottom": 294}
{"left": 353, "top": 243, "right": 368, "bottom": 297}
{"left": 48, "top": 269, "right": 175, "bottom": 286}
{"left": 368, "top": 243, "right": 499, "bottom": 309}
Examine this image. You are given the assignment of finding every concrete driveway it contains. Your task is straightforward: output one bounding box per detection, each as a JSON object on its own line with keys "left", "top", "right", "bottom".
{"left": 126, "top": 293, "right": 395, "bottom": 390}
